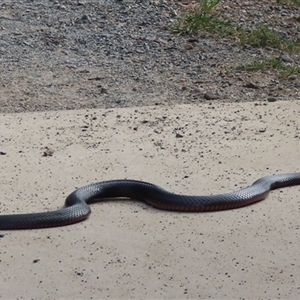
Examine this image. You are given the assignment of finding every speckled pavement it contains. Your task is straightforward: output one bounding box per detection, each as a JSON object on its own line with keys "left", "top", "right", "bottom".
{"left": 0, "top": 101, "right": 299, "bottom": 299}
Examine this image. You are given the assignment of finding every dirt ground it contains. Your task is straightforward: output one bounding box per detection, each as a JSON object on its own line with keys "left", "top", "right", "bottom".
{"left": 1, "top": 102, "right": 300, "bottom": 299}
{"left": 0, "top": 0, "right": 300, "bottom": 113}
{"left": 0, "top": 1, "right": 300, "bottom": 299}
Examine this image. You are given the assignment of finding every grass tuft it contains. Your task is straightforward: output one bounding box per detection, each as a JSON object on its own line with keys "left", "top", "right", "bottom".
{"left": 276, "top": 0, "right": 300, "bottom": 7}
{"left": 170, "top": 0, "right": 231, "bottom": 36}
{"left": 171, "top": 0, "right": 300, "bottom": 78}
{"left": 171, "top": 1, "right": 300, "bottom": 53}
{"left": 237, "top": 24, "right": 300, "bottom": 52}
{"left": 237, "top": 58, "right": 300, "bottom": 79}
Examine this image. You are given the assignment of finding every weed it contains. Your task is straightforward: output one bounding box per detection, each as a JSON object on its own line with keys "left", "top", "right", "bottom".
{"left": 237, "top": 58, "right": 300, "bottom": 78}
{"left": 237, "top": 24, "right": 300, "bottom": 52}
{"left": 170, "top": 0, "right": 232, "bottom": 35}
{"left": 172, "top": 1, "right": 300, "bottom": 52}
{"left": 276, "top": 0, "right": 300, "bottom": 7}
{"left": 172, "top": 0, "right": 300, "bottom": 79}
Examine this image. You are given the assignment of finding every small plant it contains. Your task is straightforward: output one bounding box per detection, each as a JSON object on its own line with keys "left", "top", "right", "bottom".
{"left": 237, "top": 24, "right": 300, "bottom": 52}
{"left": 172, "top": 2, "right": 300, "bottom": 52}
{"left": 171, "top": 0, "right": 300, "bottom": 80}
{"left": 200, "top": 0, "right": 221, "bottom": 12}
{"left": 276, "top": 0, "right": 300, "bottom": 7}
{"left": 237, "top": 58, "right": 300, "bottom": 79}
{"left": 170, "top": 0, "right": 234, "bottom": 35}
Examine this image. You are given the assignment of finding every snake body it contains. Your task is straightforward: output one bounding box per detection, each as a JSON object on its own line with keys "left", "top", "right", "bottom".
{"left": 1, "top": 172, "right": 300, "bottom": 230}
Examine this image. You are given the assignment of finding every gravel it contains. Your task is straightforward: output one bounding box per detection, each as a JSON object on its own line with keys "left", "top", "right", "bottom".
{"left": 0, "top": 0, "right": 299, "bottom": 113}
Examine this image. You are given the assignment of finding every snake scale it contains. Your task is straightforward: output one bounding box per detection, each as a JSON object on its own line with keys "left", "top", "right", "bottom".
{"left": 0, "top": 172, "right": 299, "bottom": 230}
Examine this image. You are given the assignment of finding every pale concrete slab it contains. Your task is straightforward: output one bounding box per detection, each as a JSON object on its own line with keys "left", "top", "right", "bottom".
{"left": 0, "top": 101, "right": 299, "bottom": 299}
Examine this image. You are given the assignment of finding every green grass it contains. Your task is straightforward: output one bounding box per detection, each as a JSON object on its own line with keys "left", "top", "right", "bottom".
{"left": 237, "top": 24, "right": 300, "bottom": 52}
{"left": 171, "top": 0, "right": 300, "bottom": 78}
{"left": 170, "top": 0, "right": 235, "bottom": 36}
{"left": 172, "top": 1, "right": 300, "bottom": 52}
{"left": 237, "top": 58, "right": 300, "bottom": 79}
{"left": 276, "top": 0, "right": 300, "bottom": 7}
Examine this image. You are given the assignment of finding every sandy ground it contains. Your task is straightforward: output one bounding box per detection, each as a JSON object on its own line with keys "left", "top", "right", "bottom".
{"left": 0, "top": 101, "right": 299, "bottom": 299}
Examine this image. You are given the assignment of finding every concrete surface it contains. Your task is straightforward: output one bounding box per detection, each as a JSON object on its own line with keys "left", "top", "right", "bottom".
{"left": 0, "top": 101, "right": 299, "bottom": 299}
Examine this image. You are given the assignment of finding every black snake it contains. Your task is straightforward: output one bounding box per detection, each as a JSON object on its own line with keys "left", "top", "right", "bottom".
{"left": 0, "top": 172, "right": 299, "bottom": 230}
